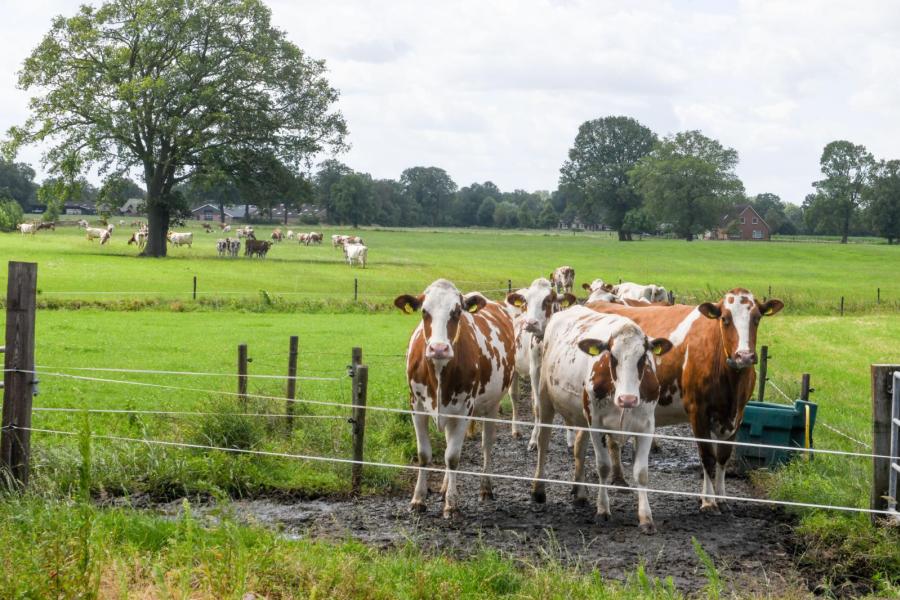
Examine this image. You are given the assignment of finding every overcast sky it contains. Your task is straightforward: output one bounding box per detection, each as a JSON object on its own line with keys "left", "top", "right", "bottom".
{"left": 3, "top": 1, "right": 900, "bottom": 203}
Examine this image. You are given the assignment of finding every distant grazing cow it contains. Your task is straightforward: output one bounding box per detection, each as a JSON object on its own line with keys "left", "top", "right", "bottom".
{"left": 85, "top": 227, "right": 110, "bottom": 244}
{"left": 17, "top": 223, "right": 36, "bottom": 235}
{"left": 202, "top": 223, "right": 213, "bottom": 233}
{"left": 236, "top": 226, "right": 254, "bottom": 239}
{"left": 582, "top": 279, "right": 617, "bottom": 303}
{"left": 228, "top": 238, "right": 240, "bottom": 257}
{"left": 298, "top": 232, "right": 310, "bottom": 245}
{"left": 614, "top": 282, "right": 669, "bottom": 304}
{"left": 245, "top": 239, "right": 271, "bottom": 258}
{"left": 77, "top": 219, "right": 89, "bottom": 229}
{"left": 534, "top": 305, "right": 672, "bottom": 532}
{"left": 36, "top": 222, "right": 55, "bottom": 231}
{"left": 346, "top": 235, "right": 363, "bottom": 245}
{"left": 216, "top": 238, "right": 228, "bottom": 257}
{"left": 345, "top": 243, "right": 368, "bottom": 268}
{"left": 271, "top": 229, "right": 284, "bottom": 243}
{"left": 167, "top": 232, "right": 193, "bottom": 247}
{"left": 118, "top": 220, "right": 126, "bottom": 226}
{"left": 223, "top": 225, "right": 231, "bottom": 233}
{"left": 550, "top": 266, "right": 575, "bottom": 293}
{"left": 394, "top": 279, "right": 516, "bottom": 517}
{"left": 587, "top": 289, "right": 783, "bottom": 512}
{"left": 127, "top": 231, "right": 147, "bottom": 248}
{"left": 505, "top": 278, "right": 577, "bottom": 448}
{"left": 286, "top": 230, "right": 295, "bottom": 240}
{"left": 331, "top": 234, "right": 344, "bottom": 248}
{"left": 309, "top": 232, "right": 323, "bottom": 245}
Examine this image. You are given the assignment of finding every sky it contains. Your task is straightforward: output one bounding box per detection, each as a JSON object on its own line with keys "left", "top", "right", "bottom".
{"left": 3, "top": 1, "right": 900, "bottom": 204}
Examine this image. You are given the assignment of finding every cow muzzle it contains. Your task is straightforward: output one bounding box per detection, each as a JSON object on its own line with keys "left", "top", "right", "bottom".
{"left": 727, "top": 351, "right": 756, "bottom": 370}
{"left": 523, "top": 318, "right": 542, "bottom": 335}
{"left": 615, "top": 394, "right": 639, "bottom": 409}
{"left": 426, "top": 342, "right": 453, "bottom": 361}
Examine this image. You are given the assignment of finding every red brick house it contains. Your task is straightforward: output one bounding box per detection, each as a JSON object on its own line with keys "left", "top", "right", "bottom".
{"left": 713, "top": 204, "right": 770, "bottom": 241}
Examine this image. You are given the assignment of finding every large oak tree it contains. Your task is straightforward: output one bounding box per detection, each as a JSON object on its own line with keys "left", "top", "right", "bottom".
{"left": 4, "top": 0, "right": 346, "bottom": 256}
{"left": 813, "top": 140, "right": 874, "bottom": 244}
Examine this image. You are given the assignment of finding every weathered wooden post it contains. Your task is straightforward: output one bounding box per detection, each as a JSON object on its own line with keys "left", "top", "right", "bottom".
{"left": 237, "top": 343, "right": 249, "bottom": 407}
{"left": 870, "top": 364, "right": 900, "bottom": 523}
{"left": 507, "top": 279, "right": 512, "bottom": 295}
{"left": 285, "top": 336, "right": 299, "bottom": 432}
{"left": 192, "top": 275, "right": 197, "bottom": 300}
{"left": 350, "top": 346, "right": 368, "bottom": 494}
{"left": 1, "top": 262, "right": 38, "bottom": 490}
{"left": 800, "top": 374, "right": 812, "bottom": 401}
{"left": 354, "top": 278, "right": 358, "bottom": 302}
{"left": 877, "top": 287, "right": 881, "bottom": 305}
{"left": 840, "top": 296, "right": 845, "bottom": 316}
{"left": 757, "top": 345, "right": 769, "bottom": 403}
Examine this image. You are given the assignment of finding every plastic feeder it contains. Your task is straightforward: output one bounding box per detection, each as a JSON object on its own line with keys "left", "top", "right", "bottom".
{"left": 735, "top": 399, "right": 817, "bottom": 470}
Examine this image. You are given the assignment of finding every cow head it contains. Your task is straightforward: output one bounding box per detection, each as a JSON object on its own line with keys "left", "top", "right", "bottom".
{"left": 578, "top": 324, "right": 673, "bottom": 409}
{"left": 647, "top": 285, "right": 669, "bottom": 303}
{"left": 395, "top": 279, "right": 486, "bottom": 362}
{"left": 582, "top": 279, "right": 617, "bottom": 303}
{"left": 506, "top": 278, "right": 576, "bottom": 339}
{"left": 697, "top": 289, "right": 784, "bottom": 370}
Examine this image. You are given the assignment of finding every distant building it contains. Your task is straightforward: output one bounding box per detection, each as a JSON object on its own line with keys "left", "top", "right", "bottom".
{"left": 63, "top": 202, "right": 96, "bottom": 216}
{"left": 119, "top": 198, "right": 145, "bottom": 215}
{"left": 712, "top": 204, "right": 770, "bottom": 241}
{"left": 191, "top": 203, "right": 258, "bottom": 222}
{"left": 557, "top": 216, "right": 604, "bottom": 231}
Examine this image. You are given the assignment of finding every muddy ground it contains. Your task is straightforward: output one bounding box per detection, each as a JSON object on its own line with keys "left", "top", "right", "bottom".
{"left": 154, "top": 388, "right": 807, "bottom": 596}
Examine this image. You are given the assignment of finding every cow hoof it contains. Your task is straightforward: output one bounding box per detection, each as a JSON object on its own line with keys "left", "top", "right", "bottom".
{"left": 639, "top": 522, "right": 657, "bottom": 535}
{"left": 480, "top": 489, "right": 495, "bottom": 502}
{"left": 511, "top": 429, "right": 522, "bottom": 439}
{"left": 443, "top": 507, "right": 461, "bottom": 520}
{"left": 572, "top": 496, "right": 588, "bottom": 508}
{"left": 409, "top": 501, "right": 427, "bottom": 514}
{"left": 527, "top": 441, "right": 538, "bottom": 452}
{"left": 718, "top": 500, "right": 732, "bottom": 513}
{"left": 699, "top": 503, "right": 721, "bottom": 515}
{"left": 610, "top": 475, "right": 628, "bottom": 488}
{"left": 531, "top": 489, "right": 547, "bottom": 504}
{"left": 594, "top": 511, "right": 610, "bottom": 523}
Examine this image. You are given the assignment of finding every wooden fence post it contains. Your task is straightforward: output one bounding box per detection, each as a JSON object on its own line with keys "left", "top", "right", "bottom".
{"left": 840, "top": 296, "right": 845, "bottom": 316}
{"left": 877, "top": 288, "right": 881, "bottom": 304}
{"left": 507, "top": 279, "right": 512, "bottom": 295}
{"left": 800, "top": 374, "right": 812, "bottom": 401}
{"left": 1, "top": 262, "right": 38, "bottom": 491}
{"left": 757, "top": 345, "right": 768, "bottom": 403}
{"left": 351, "top": 347, "right": 362, "bottom": 373}
{"left": 192, "top": 275, "right": 197, "bottom": 300}
{"left": 285, "top": 336, "right": 298, "bottom": 432}
{"left": 350, "top": 359, "right": 368, "bottom": 494}
{"left": 238, "top": 343, "right": 249, "bottom": 407}
{"left": 871, "top": 364, "right": 900, "bottom": 523}
{"left": 354, "top": 278, "right": 358, "bottom": 302}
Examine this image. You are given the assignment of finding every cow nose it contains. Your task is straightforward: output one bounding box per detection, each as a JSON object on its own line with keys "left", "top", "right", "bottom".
{"left": 524, "top": 318, "right": 540, "bottom": 332}
{"left": 735, "top": 351, "right": 757, "bottom": 365}
{"left": 616, "top": 394, "right": 639, "bottom": 409}
{"left": 426, "top": 342, "right": 452, "bottom": 360}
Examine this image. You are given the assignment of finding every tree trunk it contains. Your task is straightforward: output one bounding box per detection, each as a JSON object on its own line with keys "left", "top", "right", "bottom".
{"left": 219, "top": 200, "right": 225, "bottom": 224}
{"left": 841, "top": 206, "right": 850, "bottom": 244}
{"left": 617, "top": 230, "right": 628, "bottom": 241}
{"left": 143, "top": 202, "right": 170, "bottom": 257}
{"left": 684, "top": 232, "right": 694, "bottom": 241}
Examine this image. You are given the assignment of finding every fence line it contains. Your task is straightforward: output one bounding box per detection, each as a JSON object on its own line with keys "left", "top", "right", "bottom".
{"left": 33, "top": 365, "right": 343, "bottom": 382}
{"left": 22, "top": 369, "right": 896, "bottom": 461}
{"left": 11, "top": 424, "right": 897, "bottom": 518}
{"left": 31, "top": 407, "right": 349, "bottom": 420}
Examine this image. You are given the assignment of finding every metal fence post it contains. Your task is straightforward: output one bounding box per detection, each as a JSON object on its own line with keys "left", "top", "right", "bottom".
{"left": 871, "top": 364, "right": 900, "bottom": 523}
{"left": 350, "top": 351, "right": 368, "bottom": 494}
{"left": 757, "top": 345, "right": 768, "bottom": 403}
{"left": 285, "top": 336, "right": 299, "bottom": 432}
{"left": 1, "top": 262, "right": 38, "bottom": 491}
{"left": 238, "top": 343, "right": 249, "bottom": 407}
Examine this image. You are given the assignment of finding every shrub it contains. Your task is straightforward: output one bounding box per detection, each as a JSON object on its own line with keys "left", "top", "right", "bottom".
{"left": 0, "top": 198, "right": 24, "bottom": 232}
{"left": 299, "top": 213, "right": 320, "bottom": 225}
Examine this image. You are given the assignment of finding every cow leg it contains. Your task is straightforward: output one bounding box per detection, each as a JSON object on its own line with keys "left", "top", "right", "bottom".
{"left": 714, "top": 435, "right": 735, "bottom": 512}
{"left": 527, "top": 349, "right": 542, "bottom": 450}
{"left": 410, "top": 404, "right": 432, "bottom": 513}
{"left": 633, "top": 428, "right": 655, "bottom": 534}
{"left": 531, "top": 392, "right": 555, "bottom": 503}
{"left": 509, "top": 372, "right": 522, "bottom": 439}
{"left": 480, "top": 405, "right": 498, "bottom": 501}
{"left": 587, "top": 415, "right": 611, "bottom": 521}
{"left": 572, "top": 429, "right": 590, "bottom": 506}
{"left": 606, "top": 434, "right": 628, "bottom": 486}
{"left": 442, "top": 415, "right": 468, "bottom": 518}
{"left": 565, "top": 427, "right": 576, "bottom": 448}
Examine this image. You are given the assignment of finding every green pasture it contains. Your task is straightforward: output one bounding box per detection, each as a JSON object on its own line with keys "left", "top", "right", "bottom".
{"left": 1, "top": 223, "right": 898, "bottom": 313}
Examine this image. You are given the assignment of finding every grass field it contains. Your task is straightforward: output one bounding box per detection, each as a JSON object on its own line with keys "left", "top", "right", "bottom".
{"left": 2, "top": 223, "right": 899, "bottom": 596}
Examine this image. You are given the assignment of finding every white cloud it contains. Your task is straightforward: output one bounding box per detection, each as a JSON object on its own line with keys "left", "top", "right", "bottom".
{"left": 3, "top": 0, "right": 900, "bottom": 204}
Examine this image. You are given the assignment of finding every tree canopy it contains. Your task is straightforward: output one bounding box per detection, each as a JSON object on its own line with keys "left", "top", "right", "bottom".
{"left": 399, "top": 167, "right": 457, "bottom": 226}
{"left": 813, "top": 140, "right": 874, "bottom": 244}
{"left": 864, "top": 160, "right": 900, "bottom": 244}
{"left": 4, "top": 0, "right": 346, "bottom": 255}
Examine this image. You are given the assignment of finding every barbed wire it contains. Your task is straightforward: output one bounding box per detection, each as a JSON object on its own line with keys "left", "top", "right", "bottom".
{"left": 13, "top": 424, "right": 898, "bottom": 517}
{"left": 19, "top": 369, "right": 896, "bottom": 461}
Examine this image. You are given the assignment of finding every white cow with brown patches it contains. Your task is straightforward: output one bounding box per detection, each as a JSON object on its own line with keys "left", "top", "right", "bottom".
{"left": 613, "top": 282, "right": 669, "bottom": 304}
{"left": 582, "top": 279, "right": 618, "bottom": 303}
{"left": 505, "top": 278, "right": 577, "bottom": 449}
{"left": 534, "top": 305, "right": 673, "bottom": 533}
{"left": 550, "top": 266, "right": 575, "bottom": 293}
{"left": 395, "top": 279, "right": 515, "bottom": 518}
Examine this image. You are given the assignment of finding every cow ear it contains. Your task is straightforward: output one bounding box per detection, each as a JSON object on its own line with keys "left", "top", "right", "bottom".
{"left": 582, "top": 282, "right": 591, "bottom": 291}
{"left": 465, "top": 293, "right": 487, "bottom": 314}
{"left": 649, "top": 338, "right": 674, "bottom": 356}
{"left": 577, "top": 338, "right": 609, "bottom": 357}
{"left": 758, "top": 299, "right": 784, "bottom": 317}
{"left": 603, "top": 283, "right": 615, "bottom": 293}
{"left": 559, "top": 293, "right": 577, "bottom": 308}
{"left": 505, "top": 292, "right": 526, "bottom": 309}
{"left": 394, "top": 294, "right": 423, "bottom": 314}
{"left": 697, "top": 302, "right": 722, "bottom": 319}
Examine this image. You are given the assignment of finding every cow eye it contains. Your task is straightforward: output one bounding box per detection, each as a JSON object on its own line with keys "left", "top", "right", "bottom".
{"left": 722, "top": 316, "right": 732, "bottom": 326}
{"left": 451, "top": 307, "right": 461, "bottom": 319}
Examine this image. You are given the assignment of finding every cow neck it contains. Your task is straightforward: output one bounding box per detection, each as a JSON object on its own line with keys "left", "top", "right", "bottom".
{"left": 718, "top": 319, "right": 731, "bottom": 362}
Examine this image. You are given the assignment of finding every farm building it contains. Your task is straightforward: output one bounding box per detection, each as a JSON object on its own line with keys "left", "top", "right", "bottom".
{"left": 190, "top": 203, "right": 255, "bottom": 222}
{"left": 712, "top": 204, "right": 770, "bottom": 241}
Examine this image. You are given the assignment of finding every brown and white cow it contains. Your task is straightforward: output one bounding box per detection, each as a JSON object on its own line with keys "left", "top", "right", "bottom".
{"left": 395, "top": 279, "right": 515, "bottom": 518}
{"left": 582, "top": 279, "right": 617, "bottom": 303}
{"left": 613, "top": 282, "right": 669, "bottom": 304}
{"left": 535, "top": 305, "right": 672, "bottom": 532}
{"left": 588, "top": 289, "right": 783, "bottom": 512}
{"left": 550, "top": 266, "right": 575, "bottom": 294}
{"left": 505, "top": 278, "right": 577, "bottom": 449}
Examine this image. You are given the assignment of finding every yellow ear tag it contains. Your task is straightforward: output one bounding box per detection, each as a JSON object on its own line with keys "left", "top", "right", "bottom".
{"left": 468, "top": 303, "right": 479, "bottom": 313}
{"left": 653, "top": 345, "right": 663, "bottom": 355}
{"left": 513, "top": 299, "right": 523, "bottom": 307}
{"left": 765, "top": 308, "right": 774, "bottom": 316}
{"left": 403, "top": 303, "right": 413, "bottom": 314}
{"left": 588, "top": 345, "right": 601, "bottom": 356}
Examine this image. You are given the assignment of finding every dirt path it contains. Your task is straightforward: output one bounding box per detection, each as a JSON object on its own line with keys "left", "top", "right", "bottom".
{"left": 182, "top": 396, "right": 804, "bottom": 596}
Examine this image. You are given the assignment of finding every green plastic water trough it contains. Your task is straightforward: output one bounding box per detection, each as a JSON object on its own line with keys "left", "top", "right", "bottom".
{"left": 735, "top": 399, "right": 818, "bottom": 470}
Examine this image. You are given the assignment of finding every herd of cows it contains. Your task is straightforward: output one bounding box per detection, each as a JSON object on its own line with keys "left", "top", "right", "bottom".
{"left": 394, "top": 267, "right": 783, "bottom": 533}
